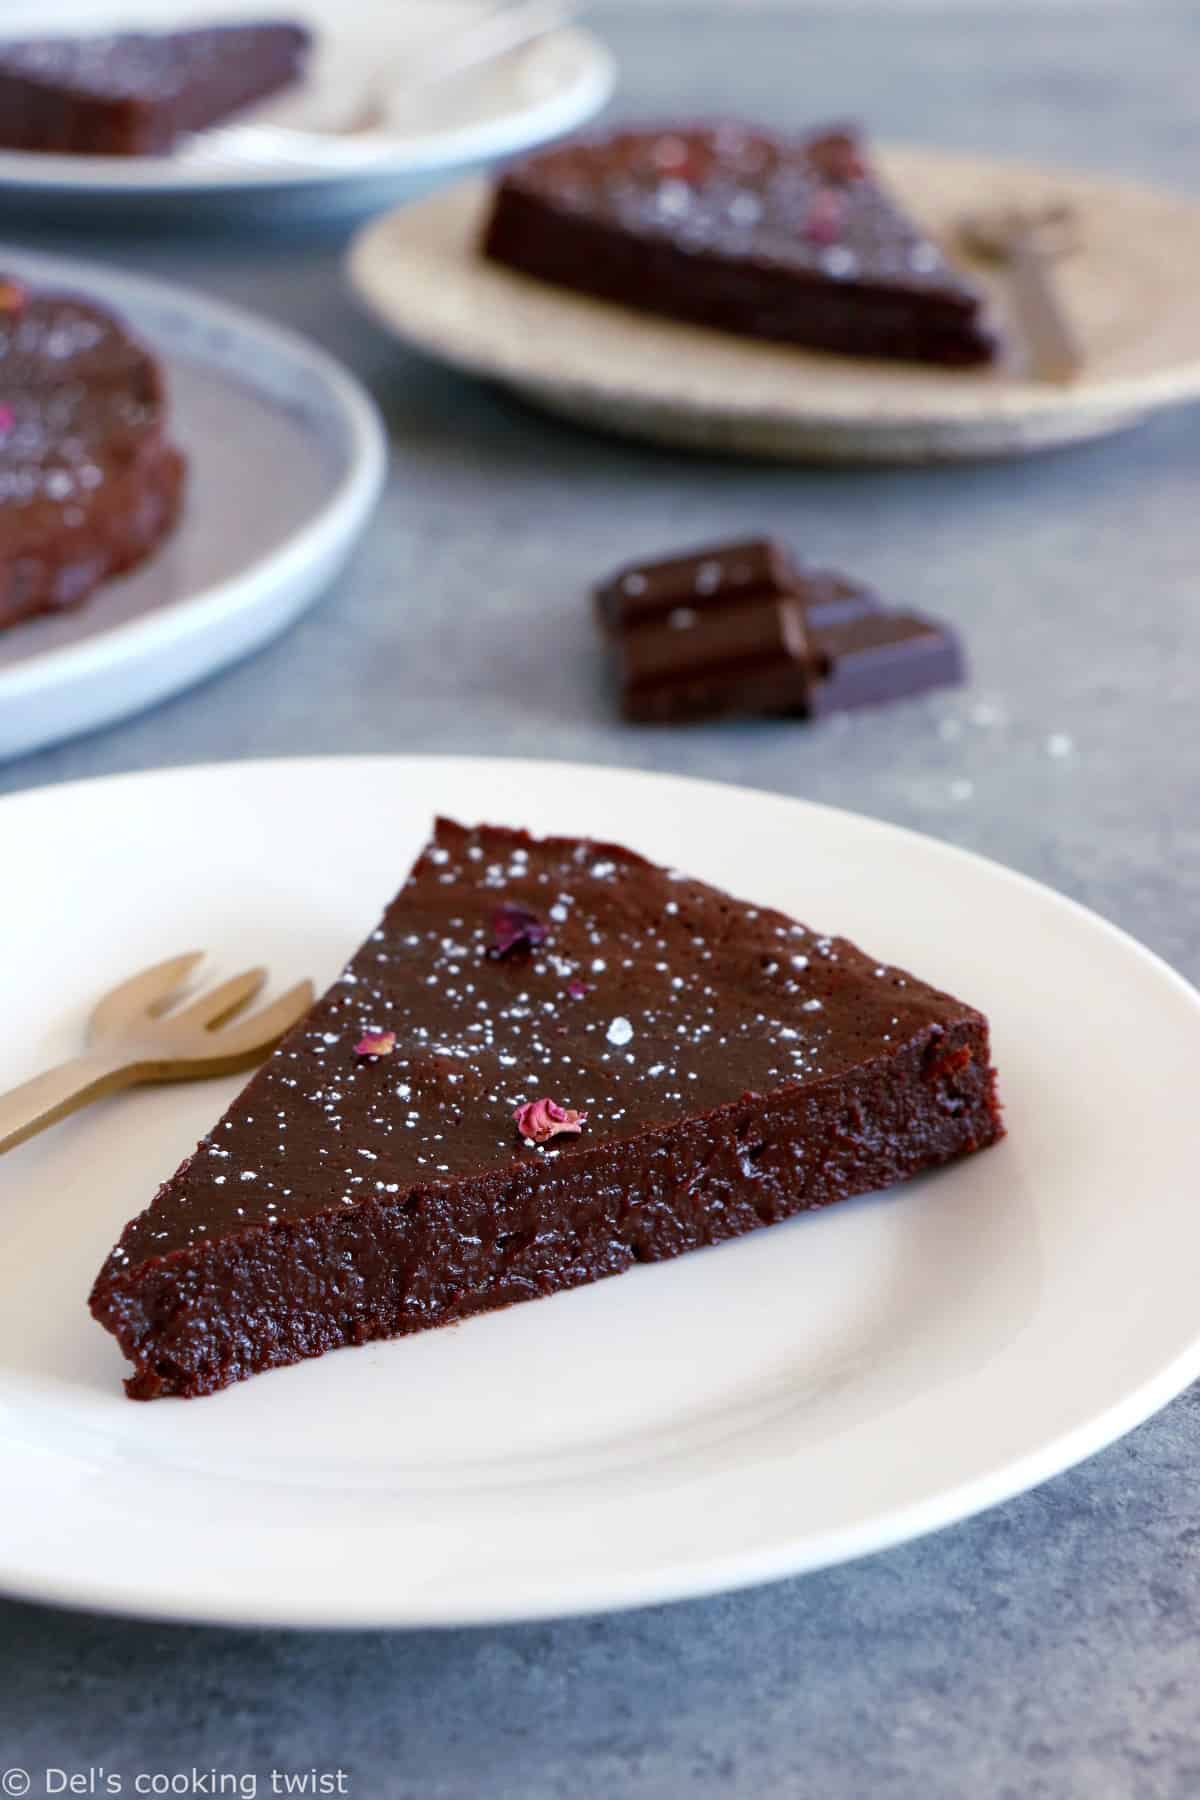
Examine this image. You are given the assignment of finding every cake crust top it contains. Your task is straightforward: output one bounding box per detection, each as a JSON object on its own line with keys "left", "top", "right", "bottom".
{"left": 103, "top": 817, "right": 983, "bottom": 1272}
{"left": 495, "top": 122, "right": 984, "bottom": 306}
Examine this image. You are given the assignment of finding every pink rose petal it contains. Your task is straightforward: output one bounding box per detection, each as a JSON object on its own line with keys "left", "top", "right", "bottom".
{"left": 567, "top": 978, "right": 590, "bottom": 1000}
{"left": 0, "top": 278, "right": 28, "bottom": 317}
{"left": 808, "top": 131, "right": 869, "bottom": 184}
{"left": 489, "top": 903, "right": 549, "bottom": 958}
{"left": 0, "top": 406, "right": 14, "bottom": 434}
{"left": 354, "top": 1030, "right": 396, "bottom": 1057}
{"left": 804, "top": 190, "right": 845, "bottom": 244}
{"left": 514, "top": 1097, "right": 588, "bottom": 1144}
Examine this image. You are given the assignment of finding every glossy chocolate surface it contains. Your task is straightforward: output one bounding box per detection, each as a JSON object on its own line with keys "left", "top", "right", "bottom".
{"left": 91, "top": 819, "right": 1003, "bottom": 1399}
{"left": 0, "top": 286, "right": 185, "bottom": 630}
{"left": 617, "top": 594, "right": 814, "bottom": 721}
{"left": 595, "top": 538, "right": 800, "bottom": 635}
{"left": 0, "top": 22, "right": 310, "bottom": 155}
{"left": 484, "top": 124, "right": 999, "bottom": 366}
{"left": 105, "top": 818, "right": 992, "bottom": 1261}
{"left": 598, "top": 538, "right": 963, "bottom": 722}
{"left": 807, "top": 611, "right": 965, "bottom": 715}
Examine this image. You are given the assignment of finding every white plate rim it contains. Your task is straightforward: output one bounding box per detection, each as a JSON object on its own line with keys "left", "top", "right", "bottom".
{"left": 0, "top": 26, "right": 616, "bottom": 196}
{"left": 2, "top": 753, "right": 1200, "bottom": 1629}
{"left": 0, "top": 245, "right": 387, "bottom": 752}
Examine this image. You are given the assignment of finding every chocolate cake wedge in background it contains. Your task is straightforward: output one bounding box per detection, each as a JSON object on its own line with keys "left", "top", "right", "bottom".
{"left": 484, "top": 124, "right": 1000, "bottom": 367}
{"left": 90, "top": 817, "right": 1003, "bottom": 1400}
{"left": 0, "top": 22, "right": 311, "bottom": 157}
{"left": 0, "top": 281, "right": 186, "bottom": 631}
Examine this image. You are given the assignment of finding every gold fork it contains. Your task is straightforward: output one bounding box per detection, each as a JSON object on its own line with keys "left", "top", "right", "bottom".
{"left": 957, "top": 202, "right": 1084, "bottom": 384}
{"left": 0, "top": 953, "right": 314, "bottom": 1157}
{"left": 189, "top": 0, "right": 577, "bottom": 169}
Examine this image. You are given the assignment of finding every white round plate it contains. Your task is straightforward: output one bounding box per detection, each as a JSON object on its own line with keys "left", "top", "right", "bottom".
{"left": 0, "top": 247, "right": 385, "bottom": 762}
{"left": 2, "top": 756, "right": 1199, "bottom": 1628}
{"left": 349, "top": 149, "right": 1200, "bottom": 462}
{"left": 0, "top": 1, "right": 615, "bottom": 212}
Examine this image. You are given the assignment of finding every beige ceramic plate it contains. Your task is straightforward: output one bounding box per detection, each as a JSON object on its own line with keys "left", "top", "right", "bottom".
{"left": 348, "top": 146, "right": 1200, "bottom": 463}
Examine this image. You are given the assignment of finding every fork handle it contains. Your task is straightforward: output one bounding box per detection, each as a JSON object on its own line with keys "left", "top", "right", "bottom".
{"left": 0, "top": 1055, "right": 137, "bottom": 1157}
{"left": 1010, "top": 235, "right": 1084, "bottom": 384}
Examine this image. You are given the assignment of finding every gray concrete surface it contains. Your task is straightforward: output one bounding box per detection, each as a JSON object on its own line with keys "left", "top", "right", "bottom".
{"left": 2, "top": 7, "right": 1199, "bottom": 1796}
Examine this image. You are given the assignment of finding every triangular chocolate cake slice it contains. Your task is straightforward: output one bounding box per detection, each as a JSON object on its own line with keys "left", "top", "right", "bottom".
{"left": 91, "top": 819, "right": 1004, "bottom": 1398}
{"left": 0, "top": 22, "right": 310, "bottom": 158}
{"left": 483, "top": 123, "right": 999, "bottom": 367}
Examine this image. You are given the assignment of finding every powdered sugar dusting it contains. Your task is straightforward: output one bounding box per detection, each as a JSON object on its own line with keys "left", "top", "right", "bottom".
{"left": 124, "top": 820, "right": 950, "bottom": 1261}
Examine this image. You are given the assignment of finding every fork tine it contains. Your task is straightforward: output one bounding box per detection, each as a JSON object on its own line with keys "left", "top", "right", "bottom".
{"left": 169, "top": 967, "right": 267, "bottom": 1032}
{"left": 88, "top": 951, "right": 205, "bottom": 1042}
{"left": 207, "top": 981, "right": 316, "bottom": 1058}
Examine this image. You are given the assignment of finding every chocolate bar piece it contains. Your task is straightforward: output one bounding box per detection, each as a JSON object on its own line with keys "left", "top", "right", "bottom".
{"left": 799, "top": 571, "right": 884, "bottom": 632}
{"left": 618, "top": 594, "right": 813, "bottom": 723}
{"left": 597, "top": 539, "right": 963, "bottom": 723}
{"left": 807, "top": 612, "right": 964, "bottom": 716}
{"left": 595, "top": 537, "right": 800, "bottom": 635}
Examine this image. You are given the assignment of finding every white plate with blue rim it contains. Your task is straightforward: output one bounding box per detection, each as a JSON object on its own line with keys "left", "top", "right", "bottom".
{"left": 0, "top": 0, "right": 615, "bottom": 216}
{"left": 0, "top": 245, "right": 385, "bottom": 762}
{"left": 2, "top": 754, "right": 1200, "bottom": 1627}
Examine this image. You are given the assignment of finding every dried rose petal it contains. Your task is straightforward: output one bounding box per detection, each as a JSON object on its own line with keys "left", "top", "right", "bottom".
{"left": 489, "top": 903, "right": 549, "bottom": 958}
{"left": 514, "top": 1098, "right": 587, "bottom": 1144}
{"left": 650, "top": 133, "right": 705, "bottom": 183}
{"left": 354, "top": 1030, "right": 396, "bottom": 1057}
{"left": 804, "top": 190, "right": 845, "bottom": 245}
{"left": 807, "top": 131, "right": 868, "bottom": 184}
{"left": 566, "top": 978, "right": 590, "bottom": 1000}
{"left": 0, "top": 278, "right": 28, "bottom": 317}
{"left": 0, "top": 406, "right": 13, "bottom": 434}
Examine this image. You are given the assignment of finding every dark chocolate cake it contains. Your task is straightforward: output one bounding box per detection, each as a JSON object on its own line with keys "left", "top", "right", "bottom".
{"left": 483, "top": 124, "right": 999, "bottom": 367}
{"left": 0, "top": 22, "right": 311, "bottom": 157}
{"left": 91, "top": 817, "right": 1004, "bottom": 1400}
{"left": 0, "top": 281, "right": 185, "bottom": 631}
